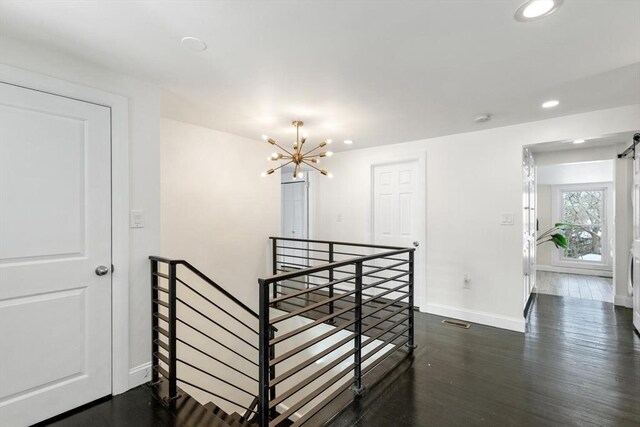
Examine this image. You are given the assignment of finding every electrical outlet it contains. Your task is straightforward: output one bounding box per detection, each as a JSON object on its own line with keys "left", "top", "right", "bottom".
{"left": 463, "top": 274, "right": 471, "bottom": 289}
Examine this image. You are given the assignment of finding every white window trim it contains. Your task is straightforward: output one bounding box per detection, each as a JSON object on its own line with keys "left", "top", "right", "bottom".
{"left": 0, "top": 64, "right": 131, "bottom": 394}
{"left": 551, "top": 182, "right": 613, "bottom": 271}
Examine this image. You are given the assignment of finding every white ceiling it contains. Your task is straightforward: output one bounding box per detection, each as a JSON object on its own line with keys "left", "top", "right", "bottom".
{"left": 529, "top": 131, "right": 636, "bottom": 153}
{"left": 1, "top": 0, "right": 639, "bottom": 150}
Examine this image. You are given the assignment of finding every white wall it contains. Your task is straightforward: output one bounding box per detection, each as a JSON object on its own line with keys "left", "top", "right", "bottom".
{"left": 537, "top": 160, "right": 614, "bottom": 185}
{"left": 160, "top": 118, "right": 280, "bottom": 310}
{"left": 312, "top": 104, "right": 640, "bottom": 332}
{"left": 0, "top": 37, "right": 161, "bottom": 376}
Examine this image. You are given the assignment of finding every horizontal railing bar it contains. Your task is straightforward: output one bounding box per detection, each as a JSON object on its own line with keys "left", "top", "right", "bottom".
{"left": 177, "top": 378, "right": 255, "bottom": 415}
{"left": 177, "top": 297, "right": 259, "bottom": 351}
{"left": 260, "top": 248, "right": 414, "bottom": 285}
{"left": 271, "top": 288, "right": 367, "bottom": 324}
{"left": 272, "top": 297, "right": 338, "bottom": 319}
{"left": 270, "top": 267, "right": 406, "bottom": 306}
{"left": 361, "top": 306, "right": 409, "bottom": 336}
{"left": 271, "top": 332, "right": 356, "bottom": 387}
{"left": 178, "top": 358, "right": 255, "bottom": 398}
{"left": 270, "top": 317, "right": 356, "bottom": 367}
{"left": 153, "top": 325, "right": 169, "bottom": 337}
{"left": 269, "top": 345, "right": 356, "bottom": 409}
{"left": 290, "top": 378, "right": 355, "bottom": 426}
{"left": 177, "top": 318, "right": 258, "bottom": 367}
{"left": 153, "top": 351, "right": 169, "bottom": 366}
{"left": 272, "top": 281, "right": 309, "bottom": 292}
{"left": 178, "top": 278, "right": 259, "bottom": 335}
{"left": 154, "top": 338, "right": 169, "bottom": 352}
{"left": 176, "top": 338, "right": 257, "bottom": 383}
{"left": 153, "top": 298, "right": 169, "bottom": 309}
{"left": 272, "top": 274, "right": 408, "bottom": 326}
{"left": 279, "top": 260, "right": 314, "bottom": 269}
{"left": 276, "top": 267, "right": 331, "bottom": 280}
{"left": 269, "top": 304, "right": 356, "bottom": 346}
{"left": 153, "top": 285, "right": 169, "bottom": 293}
{"left": 275, "top": 252, "right": 329, "bottom": 263}
{"left": 269, "top": 294, "right": 407, "bottom": 368}
{"left": 149, "top": 256, "right": 260, "bottom": 321}
{"left": 270, "top": 236, "right": 407, "bottom": 251}
{"left": 362, "top": 337, "right": 410, "bottom": 378}
{"left": 153, "top": 272, "right": 170, "bottom": 280}
{"left": 362, "top": 320, "right": 410, "bottom": 353}
{"left": 362, "top": 326, "right": 411, "bottom": 365}
{"left": 269, "top": 363, "right": 356, "bottom": 426}
{"left": 153, "top": 312, "right": 169, "bottom": 323}
{"left": 154, "top": 365, "right": 170, "bottom": 380}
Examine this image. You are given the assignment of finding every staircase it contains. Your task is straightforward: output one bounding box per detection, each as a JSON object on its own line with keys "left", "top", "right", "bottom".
{"left": 150, "top": 237, "right": 416, "bottom": 426}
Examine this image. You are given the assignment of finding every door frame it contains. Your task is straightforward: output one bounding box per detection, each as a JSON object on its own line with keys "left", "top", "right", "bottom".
{"left": 0, "top": 64, "right": 131, "bottom": 394}
{"left": 369, "top": 153, "right": 427, "bottom": 310}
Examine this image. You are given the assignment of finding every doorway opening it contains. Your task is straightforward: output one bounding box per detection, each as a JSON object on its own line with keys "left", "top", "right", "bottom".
{"left": 523, "top": 132, "right": 637, "bottom": 314}
{"left": 280, "top": 167, "right": 310, "bottom": 273}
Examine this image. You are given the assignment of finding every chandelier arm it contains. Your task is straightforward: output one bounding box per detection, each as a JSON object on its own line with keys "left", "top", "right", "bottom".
{"left": 301, "top": 160, "right": 326, "bottom": 174}
{"left": 272, "top": 142, "right": 295, "bottom": 156}
{"left": 270, "top": 160, "right": 294, "bottom": 173}
{"left": 301, "top": 144, "right": 322, "bottom": 157}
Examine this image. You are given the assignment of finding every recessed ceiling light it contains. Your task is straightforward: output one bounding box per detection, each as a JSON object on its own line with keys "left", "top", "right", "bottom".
{"left": 573, "top": 139, "right": 585, "bottom": 144}
{"left": 344, "top": 140, "right": 353, "bottom": 145}
{"left": 181, "top": 36, "right": 207, "bottom": 52}
{"left": 542, "top": 100, "right": 560, "bottom": 109}
{"left": 515, "top": 0, "right": 563, "bottom": 22}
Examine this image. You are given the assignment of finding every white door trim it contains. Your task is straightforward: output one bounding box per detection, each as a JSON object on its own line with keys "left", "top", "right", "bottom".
{"left": 369, "top": 152, "right": 427, "bottom": 310}
{"left": 0, "top": 64, "right": 131, "bottom": 395}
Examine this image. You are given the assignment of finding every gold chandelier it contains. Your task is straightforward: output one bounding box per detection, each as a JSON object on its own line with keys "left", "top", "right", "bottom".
{"left": 261, "top": 120, "right": 333, "bottom": 179}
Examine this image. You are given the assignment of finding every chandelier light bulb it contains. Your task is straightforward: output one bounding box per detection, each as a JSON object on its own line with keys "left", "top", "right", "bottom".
{"left": 326, "top": 151, "right": 333, "bottom": 157}
{"left": 261, "top": 134, "right": 268, "bottom": 141}
{"left": 326, "top": 139, "right": 332, "bottom": 144}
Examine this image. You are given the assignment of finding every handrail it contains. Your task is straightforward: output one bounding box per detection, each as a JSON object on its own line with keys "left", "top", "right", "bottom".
{"left": 269, "top": 235, "right": 407, "bottom": 251}
{"left": 149, "top": 256, "right": 260, "bottom": 321}
{"left": 260, "top": 248, "right": 412, "bottom": 284}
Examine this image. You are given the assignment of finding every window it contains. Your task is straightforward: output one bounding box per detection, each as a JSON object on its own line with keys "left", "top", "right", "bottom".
{"left": 551, "top": 183, "right": 612, "bottom": 269}
{"left": 560, "top": 190, "right": 604, "bottom": 261}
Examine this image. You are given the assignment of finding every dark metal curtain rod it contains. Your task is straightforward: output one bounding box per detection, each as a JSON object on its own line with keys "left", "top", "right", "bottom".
{"left": 617, "top": 133, "right": 640, "bottom": 160}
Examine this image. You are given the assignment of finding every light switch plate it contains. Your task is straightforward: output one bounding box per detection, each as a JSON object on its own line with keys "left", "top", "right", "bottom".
{"left": 500, "top": 213, "right": 514, "bottom": 225}
{"left": 130, "top": 210, "right": 144, "bottom": 228}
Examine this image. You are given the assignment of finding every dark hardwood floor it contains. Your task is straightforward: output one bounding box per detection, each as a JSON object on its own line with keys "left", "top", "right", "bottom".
{"left": 328, "top": 294, "right": 640, "bottom": 427}
{"left": 37, "top": 294, "right": 639, "bottom": 427}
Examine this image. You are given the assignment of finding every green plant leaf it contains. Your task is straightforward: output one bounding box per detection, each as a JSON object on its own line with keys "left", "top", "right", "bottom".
{"left": 551, "top": 233, "right": 567, "bottom": 248}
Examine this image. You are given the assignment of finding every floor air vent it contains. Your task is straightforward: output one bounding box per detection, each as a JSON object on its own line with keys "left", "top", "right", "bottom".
{"left": 442, "top": 319, "right": 471, "bottom": 329}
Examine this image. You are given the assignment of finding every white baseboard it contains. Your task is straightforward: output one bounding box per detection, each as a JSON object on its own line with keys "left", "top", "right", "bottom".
{"left": 614, "top": 295, "right": 633, "bottom": 308}
{"left": 128, "top": 362, "right": 152, "bottom": 390}
{"left": 536, "top": 264, "right": 613, "bottom": 278}
{"left": 422, "top": 303, "right": 525, "bottom": 333}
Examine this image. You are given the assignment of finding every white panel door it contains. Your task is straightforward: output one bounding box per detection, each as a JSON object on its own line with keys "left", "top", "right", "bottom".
{"left": 632, "top": 154, "right": 640, "bottom": 333}
{"left": 0, "top": 82, "right": 112, "bottom": 426}
{"left": 373, "top": 161, "right": 422, "bottom": 300}
{"left": 281, "top": 181, "right": 308, "bottom": 271}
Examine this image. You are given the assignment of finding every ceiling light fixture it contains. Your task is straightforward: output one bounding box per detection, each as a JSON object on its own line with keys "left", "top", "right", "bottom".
{"left": 573, "top": 139, "right": 585, "bottom": 144}
{"left": 261, "top": 121, "right": 334, "bottom": 179}
{"left": 343, "top": 140, "right": 353, "bottom": 145}
{"left": 181, "top": 36, "right": 207, "bottom": 52}
{"left": 542, "top": 100, "right": 560, "bottom": 109}
{"left": 515, "top": 0, "right": 563, "bottom": 22}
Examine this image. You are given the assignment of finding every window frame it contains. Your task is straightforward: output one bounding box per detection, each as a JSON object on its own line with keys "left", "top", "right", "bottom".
{"left": 551, "top": 182, "right": 613, "bottom": 270}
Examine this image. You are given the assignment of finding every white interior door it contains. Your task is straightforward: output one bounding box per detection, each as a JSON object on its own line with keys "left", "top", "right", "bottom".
{"left": 373, "top": 161, "right": 423, "bottom": 302}
{"left": 632, "top": 154, "right": 640, "bottom": 332}
{"left": 281, "top": 180, "right": 308, "bottom": 271}
{"left": 0, "top": 82, "right": 112, "bottom": 426}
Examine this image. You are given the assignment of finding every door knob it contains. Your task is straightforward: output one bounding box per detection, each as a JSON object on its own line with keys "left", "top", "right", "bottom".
{"left": 95, "top": 265, "right": 109, "bottom": 276}
{"left": 413, "top": 241, "right": 419, "bottom": 247}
